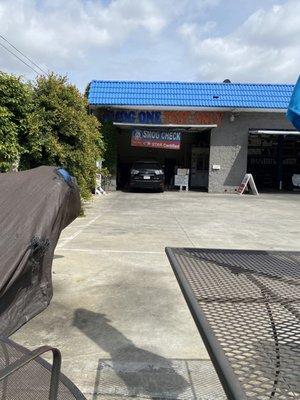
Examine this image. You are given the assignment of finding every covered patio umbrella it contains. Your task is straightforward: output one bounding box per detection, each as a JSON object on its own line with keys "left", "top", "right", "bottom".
{"left": 287, "top": 75, "right": 300, "bottom": 129}
{"left": 0, "top": 166, "right": 81, "bottom": 336}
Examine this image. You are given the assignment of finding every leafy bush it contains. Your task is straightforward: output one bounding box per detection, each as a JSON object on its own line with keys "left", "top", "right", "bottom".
{"left": 101, "top": 121, "right": 117, "bottom": 173}
{"left": 0, "top": 72, "right": 38, "bottom": 171}
{"left": 0, "top": 106, "right": 20, "bottom": 171}
{"left": 0, "top": 72, "right": 104, "bottom": 199}
{"left": 29, "top": 74, "right": 104, "bottom": 199}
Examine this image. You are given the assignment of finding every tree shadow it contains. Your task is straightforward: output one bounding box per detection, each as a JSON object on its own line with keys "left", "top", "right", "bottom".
{"left": 73, "top": 308, "right": 189, "bottom": 399}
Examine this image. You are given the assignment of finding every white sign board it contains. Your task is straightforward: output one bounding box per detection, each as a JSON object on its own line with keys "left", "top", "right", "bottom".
{"left": 96, "top": 173, "right": 102, "bottom": 188}
{"left": 175, "top": 175, "right": 189, "bottom": 186}
{"left": 95, "top": 160, "right": 106, "bottom": 195}
{"left": 292, "top": 174, "right": 300, "bottom": 187}
{"left": 175, "top": 174, "right": 189, "bottom": 191}
{"left": 237, "top": 173, "right": 259, "bottom": 195}
{"left": 177, "top": 168, "right": 189, "bottom": 176}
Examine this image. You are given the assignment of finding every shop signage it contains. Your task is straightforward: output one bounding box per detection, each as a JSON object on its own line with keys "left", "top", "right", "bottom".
{"left": 102, "top": 109, "right": 223, "bottom": 126}
{"left": 174, "top": 175, "right": 189, "bottom": 189}
{"left": 103, "top": 110, "right": 162, "bottom": 124}
{"left": 237, "top": 173, "right": 259, "bottom": 195}
{"left": 131, "top": 129, "right": 181, "bottom": 150}
{"left": 174, "top": 170, "right": 189, "bottom": 191}
{"left": 163, "top": 111, "right": 223, "bottom": 125}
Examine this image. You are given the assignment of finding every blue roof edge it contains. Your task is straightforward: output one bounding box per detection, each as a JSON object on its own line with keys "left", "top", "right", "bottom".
{"left": 87, "top": 79, "right": 295, "bottom": 110}
{"left": 89, "top": 79, "right": 294, "bottom": 87}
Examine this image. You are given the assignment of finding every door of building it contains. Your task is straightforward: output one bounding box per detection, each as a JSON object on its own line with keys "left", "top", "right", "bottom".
{"left": 190, "top": 147, "right": 209, "bottom": 188}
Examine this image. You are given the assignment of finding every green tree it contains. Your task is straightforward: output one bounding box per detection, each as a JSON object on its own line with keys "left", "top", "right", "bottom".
{"left": 0, "top": 72, "right": 39, "bottom": 171}
{"left": 101, "top": 121, "right": 117, "bottom": 173}
{"left": 0, "top": 106, "right": 19, "bottom": 171}
{"left": 0, "top": 71, "right": 103, "bottom": 198}
{"left": 30, "top": 73, "right": 104, "bottom": 199}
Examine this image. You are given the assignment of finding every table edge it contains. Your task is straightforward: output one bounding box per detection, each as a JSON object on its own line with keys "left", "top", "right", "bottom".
{"left": 165, "top": 247, "right": 247, "bottom": 400}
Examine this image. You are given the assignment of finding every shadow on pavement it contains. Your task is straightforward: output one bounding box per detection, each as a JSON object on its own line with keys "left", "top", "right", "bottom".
{"left": 73, "top": 309, "right": 189, "bottom": 399}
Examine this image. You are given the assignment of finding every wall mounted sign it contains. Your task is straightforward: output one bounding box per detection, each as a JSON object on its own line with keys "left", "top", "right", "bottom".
{"left": 102, "top": 109, "right": 223, "bottom": 126}
{"left": 163, "top": 111, "right": 223, "bottom": 125}
{"left": 131, "top": 129, "right": 181, "bottom": 150}
{"left": 103, "top": 110, "right": 162, "bottom": 124}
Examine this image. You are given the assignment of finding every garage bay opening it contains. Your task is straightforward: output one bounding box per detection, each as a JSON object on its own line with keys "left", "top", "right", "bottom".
{"left": 116, "top": 127, "right": 211, "bottom": 191}
{"left": 248, "top": 130, "right": 300, "bottom": 191}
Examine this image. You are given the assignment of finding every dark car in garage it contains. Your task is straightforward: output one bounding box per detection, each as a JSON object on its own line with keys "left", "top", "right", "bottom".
{"left": 130, "top": 160, "right": 164, "bottom": 192}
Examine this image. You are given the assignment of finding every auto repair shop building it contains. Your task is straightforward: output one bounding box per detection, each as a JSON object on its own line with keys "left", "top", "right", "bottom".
{"left": 87, "top": 80, "right": 298, "bottom": 193}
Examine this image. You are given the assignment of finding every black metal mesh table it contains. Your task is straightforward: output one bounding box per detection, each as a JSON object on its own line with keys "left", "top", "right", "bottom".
{"left": 165, "top": 248, "right": 300, "bottom": 400}
{"left": 0, "top": 336, "right": 86, "bottom": 399}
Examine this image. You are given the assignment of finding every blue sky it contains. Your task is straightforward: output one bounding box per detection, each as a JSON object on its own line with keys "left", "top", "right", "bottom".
{"left": 0, "top": 0, "right": 299, "bottom": 90}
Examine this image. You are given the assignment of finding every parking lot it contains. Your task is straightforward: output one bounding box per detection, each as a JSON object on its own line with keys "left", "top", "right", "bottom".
{"left": 12, "top": 191, "right": 300, "bottom": 399}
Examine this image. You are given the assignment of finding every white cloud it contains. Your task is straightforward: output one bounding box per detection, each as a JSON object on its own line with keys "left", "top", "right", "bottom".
{"left": 0, "top": 0, "right": 173, "bottom": 76}
{"left": 180, "top": 0, "right": 300, "bottom": 83}
{"left": 179, "top": 20, "right": 216, "bottom": 38}
{"left": 1, "top": 0, "right": 297, "bottom": 87}
{"left": 243, "top": 4, "right": 300, "bottom": 47}
{"left": 0, "top": 0, "right": 219, "bottom": 72}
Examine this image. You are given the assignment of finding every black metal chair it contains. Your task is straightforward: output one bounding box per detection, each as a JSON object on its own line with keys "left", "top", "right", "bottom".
{"left": 0, "top": 336, "right": 86, "bottom": 400}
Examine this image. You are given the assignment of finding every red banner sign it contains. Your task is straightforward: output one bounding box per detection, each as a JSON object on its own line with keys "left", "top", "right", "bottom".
{"left": 163, "top": 111, "right": 223, "bottom": 125}
{"left": 131, "top": 129, "right": 181, "bottom": 150}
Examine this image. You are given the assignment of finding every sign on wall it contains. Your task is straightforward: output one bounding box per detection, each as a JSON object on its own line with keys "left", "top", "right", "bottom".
{"left": 163, "top": 111, "right": 223, "bottom": 125}
{"left": 102, "top": 109, "right": 223, "bottom": 126}
{"left": 103, "top": 110, "right": 162, "bottom": 124}
{"left": 131, "top": 129, "right": 181, "bottom": 150}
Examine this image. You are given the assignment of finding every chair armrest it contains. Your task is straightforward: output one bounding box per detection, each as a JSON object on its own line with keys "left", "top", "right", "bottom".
{"left": 0, "top": 345, "right": 61, "bottom": 400}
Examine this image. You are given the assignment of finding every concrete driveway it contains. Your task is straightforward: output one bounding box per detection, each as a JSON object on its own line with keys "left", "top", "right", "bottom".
{"left": 12, "top": 191, "right": 300, "bottom": 399}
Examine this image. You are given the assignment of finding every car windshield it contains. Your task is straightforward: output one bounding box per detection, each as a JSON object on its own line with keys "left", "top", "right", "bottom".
{"left": 133, "top": 162, "right": 161, "bottom": 170}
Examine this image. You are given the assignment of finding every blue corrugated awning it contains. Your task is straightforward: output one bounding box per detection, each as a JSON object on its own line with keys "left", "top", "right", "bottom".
{"left": 87, "top": 80, "right": 294, "bottom": 110}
